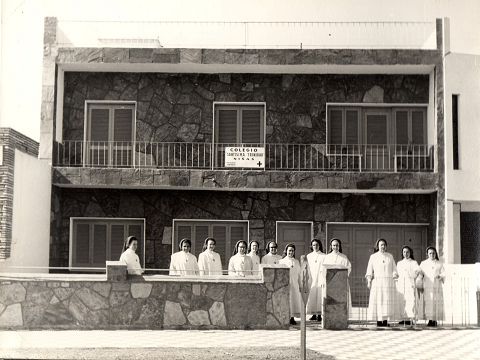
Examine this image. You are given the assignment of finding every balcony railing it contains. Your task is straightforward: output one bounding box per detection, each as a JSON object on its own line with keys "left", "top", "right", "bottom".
{"left": 55, "top": 141, "right": 435, "bottom": 173}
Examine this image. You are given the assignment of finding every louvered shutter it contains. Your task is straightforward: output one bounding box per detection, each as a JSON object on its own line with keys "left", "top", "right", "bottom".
{"left": 366, "top": 114, "right": 388, "bottom": 144}
{"left": 113, "top": 108, "right": 133, "bottom": 166}
{"left": 213, "top": 225, "right": 227, "bottom": 268}
{"left": 395, "top": 111, "right": 409, "bottom": 144}
{"left": 92, "top": 224, "right": 107, "bottom": 265}
{"left": 345, "top": 110, "right": 359, "bottom": 144}
{"left": 217, "top": 110, "right": 238, "bottom": 144}
{"left": 90, "top": 109, "right": 109, "bottom": 141}
{"left": 329, "top": 109, "right": 343, "bottom": 144}
{"left": 176, "top": 225, "right": 192, "bottom": 251}
{"left": 241, "top": 109, "right": 262, "bottom": 144}
{"left": 194, "top": 225, "right": 209, "bottom": 257}
{"left": 75, "top": 223, "right": 90, "bottom": 265}
{"left": 111, "top": 224, "right": 125, "bottom": 261}
{"left": 128, "top": 224, "right": 143, "bottom": 266}
{"left": 411, "top": 111, "right": 425, "bottom": 144}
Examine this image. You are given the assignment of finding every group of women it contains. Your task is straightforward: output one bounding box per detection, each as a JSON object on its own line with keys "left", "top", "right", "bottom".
{"left": 119, "top": 235, "right": 445, "bottom": 327}
{"left": 366, "top": 239, "right": 445, "bottom": 327}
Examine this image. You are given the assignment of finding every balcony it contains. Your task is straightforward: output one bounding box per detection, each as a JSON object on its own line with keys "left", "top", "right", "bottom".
{"left": 55, "top": 141, "right": 434, "bottom": 173}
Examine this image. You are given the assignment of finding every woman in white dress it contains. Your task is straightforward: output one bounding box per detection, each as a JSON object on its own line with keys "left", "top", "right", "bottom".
{"left": 396, "top": 245, "right": 420, "bottom": 325}
{"left": 198, "top": 237, "right": 223, "bottom": 276}
{"left": 279, "top": 243, "right": 302, "bottom": 325}
{"left": 228, "top": 240, "right": 253, "bottom": 276}
{"left": 323, "top": 238, "right": 352, "bottom": 314}
{"left": 247, "top": 241, "right": 261, "bottom": 276}
{"left": 365, "top": 238, "right": 398, "bottom": 327}
{"left": 419, "top": 246, "right": 445, "bottom": 327}
{"left": 306, "top": 239, "right": 326, "bottom": 322}
{"left": 169, "top": 238, "right": 199, "bottom": 276}
{"left": 119, "top": 236, "right": 143, "bottom": 275}
{"left": 261, "top": 241, "right": 282, "bottom": 265}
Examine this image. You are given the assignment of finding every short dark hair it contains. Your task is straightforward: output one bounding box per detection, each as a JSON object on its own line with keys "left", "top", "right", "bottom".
{"left": 374, "top": 238, "right": 387, "bottom": 253}
{"left": 179, "top": 238, "right": 192, "bottom": 251}
{"left": 233, "top": 240, "right": 248, "bottom": 255}
{"left": 123, "top": 235, "right": 138, "bottom": 251}
{"left": 265, "top": 241, "right": 278, "bottom": 254}
{"left": 401, "top": 245, "right": 415, "bottom": 260}
{"left": 310, "top": 239, "right": 323, "bottom": 252}
{"left": 426, "top": 246, "right": 439, "bottom": 260}
{"left": 282, "top": 243, "right": 296, "bottom": 258}
{"left": 202, "top": 237, "right": 216, "bottom": 251}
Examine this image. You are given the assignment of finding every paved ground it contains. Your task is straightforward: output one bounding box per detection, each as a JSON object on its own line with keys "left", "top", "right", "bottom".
{"left": 1, "top": 327, "right": 479, "bottom": 360}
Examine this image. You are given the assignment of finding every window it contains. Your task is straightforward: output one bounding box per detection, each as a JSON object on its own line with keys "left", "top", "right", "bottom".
{"left": 173, "top": 220, "right": 248, "bottom": 269}
{"left": 393, "top": 108, "right": 427, "bottom": 145}
{"left": 214, "top": 103, "right": 265, "bottom": 145}
{"left": 452, "top": 95, "right": 459, "bottom": 169}
{"left": 85, "top": 102, "right": 135, "bottom": 167}
{"left": 328, "top": 108, "right": 360, "bottom": 144}
{"left": 70, "top": 218, "right": 144, "bottom": 269}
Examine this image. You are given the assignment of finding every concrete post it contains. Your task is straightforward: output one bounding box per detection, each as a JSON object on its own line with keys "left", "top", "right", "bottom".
{"left": 322, "top": 265, "right": 348, "bottom": 330}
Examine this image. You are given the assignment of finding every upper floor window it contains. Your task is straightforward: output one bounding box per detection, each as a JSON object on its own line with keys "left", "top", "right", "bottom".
{"left": 70, "top": 217, "right": 144, "bottom": 269}
{"left": 85, "top": 101, "right": 136, "bottom": 166}
{"left": 214, "top": 103, "right": 265, "bottom": 145}
{"left": 328, "top": 105, "right": 427, "bottom": 145}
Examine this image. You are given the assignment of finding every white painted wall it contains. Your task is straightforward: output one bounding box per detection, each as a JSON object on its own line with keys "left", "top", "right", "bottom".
{"left": 0, "top": 150, "right": 51, "bottom": 273}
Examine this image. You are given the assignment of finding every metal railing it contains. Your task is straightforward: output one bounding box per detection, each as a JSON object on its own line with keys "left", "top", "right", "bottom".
{"left": 55, "top": 141, "right": 435, "bottom": 173}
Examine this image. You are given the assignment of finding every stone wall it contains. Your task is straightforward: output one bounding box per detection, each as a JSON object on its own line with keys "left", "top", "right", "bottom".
{"left": 62, "top": 72, "right": 429, "bottom": 143}
{"left": 0, "top": 267, "right": 289, "bottom": 330}
{"left": 51, "top": 187, "right": 434, "bottom": 269}
{"left": 0, "top": 128, "right": 39, "bottom": 259}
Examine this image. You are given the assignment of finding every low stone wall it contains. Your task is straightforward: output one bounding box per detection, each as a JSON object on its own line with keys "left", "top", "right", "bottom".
{"left": 0, "top": 266, "right": 290, "bottom": 330}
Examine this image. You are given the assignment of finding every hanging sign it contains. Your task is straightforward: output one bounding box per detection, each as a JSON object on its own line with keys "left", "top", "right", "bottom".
{"left": 225, "top": 146, "right": 265, "bottom": 168}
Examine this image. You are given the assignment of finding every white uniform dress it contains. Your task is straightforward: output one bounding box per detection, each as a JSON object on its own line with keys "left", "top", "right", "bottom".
{"left": 279, "top": 256, "right": 302, "bottom": 317}
{"left": 198, "top": 250, "right": 223, "bottom": 276}
{"left": 306, "top": 251, "right": 326, "bottom": 314}
{"left": 365, "top": 251, "right": 398, "bottom": 321}
{"left": 247, "top": 253, "right": 261, "bottom": 275}
{"left": 261, "top": 253, "right": 282, "bottom": 265}
{"left": 323, "top": 251, "right": 352, "bottom": 312}
{"left": 396, "top": 258, "right": 420, "bottom": 319}
{"left": 419, "top": 259, "right": 445, "bottom": 321}
{"left": 169, "top": 251, "right": 199, "bottom": 276}
{"left": 119, "top": 248, "right": 143, "bottom": 275}
{"left": 228, "top": 254, "right": 253, "bottom": 276}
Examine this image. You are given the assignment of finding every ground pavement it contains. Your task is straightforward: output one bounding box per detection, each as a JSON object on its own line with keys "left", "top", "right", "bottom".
{"left": 0, "top": 326, "right": 479, "bottom": 360}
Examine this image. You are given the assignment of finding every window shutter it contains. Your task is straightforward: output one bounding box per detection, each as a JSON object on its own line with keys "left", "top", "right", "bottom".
{"left": 212, "top": 225, "right": 227, "bottom": 268}
{"left": 111, "top": 224, "right": 125, "bottom": 261}
{"left": 176, "top": 225, "right": 192, "bottom": 251}
{"left": 92, "top": 224, "right": 107, "bottom": 265}
{"left": 217, "top": 110, "right": 238, "bottom": 144}
{"left": 194, "top": 225, "right": 209, "bottom": 257}
{"left": 241, "top": 109, "right": 262, "bottom": 144}
{"left": 395, "top": 111, "right": 409, "bottom": 144}
{"left": 75, "top": 223, "right": 90, "bottom": 265}
{"left": 345, "top": 110, "right": 359, "bottom": 144}
{"left": 90, "top": 109, "right": 110, "bottom": 141}
{"left": 113, "top": 108, "right": 133, "bottom": 142}
{"left": 411, "top": 111, "right": 425, "bottom": 144}
{"left": 128, "top": 224, "right": 143, "bottom": 266}
{"left": 329, "top": 109, "right": 343, "bottom": 144}
{"left": 366, "top": 114, "right": 388, "bottom": 144}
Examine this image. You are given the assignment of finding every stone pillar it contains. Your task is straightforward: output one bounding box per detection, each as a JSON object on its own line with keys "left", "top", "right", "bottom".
{"left": 106, "top": 261, "right": 127, "bottom": 281}
{"left": 322, "top": 265, "right": 348, "bottom": 330}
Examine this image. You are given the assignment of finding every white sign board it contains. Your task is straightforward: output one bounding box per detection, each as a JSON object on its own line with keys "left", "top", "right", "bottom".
{"left": 225, "top": 146, "right": 265, "bottom": 168}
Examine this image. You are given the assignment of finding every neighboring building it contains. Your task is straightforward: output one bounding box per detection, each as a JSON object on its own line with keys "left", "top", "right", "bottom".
{"left": 0, "top": 128, "right": 51, "bottom": 272}
{"left": 35, "top": 17, "right": 448, "bottom": 305}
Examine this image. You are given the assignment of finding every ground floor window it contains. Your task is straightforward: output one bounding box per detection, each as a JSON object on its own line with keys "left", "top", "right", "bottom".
{"left": 173, "top": 220, "right": 248, "bottom": 269}
{"left": 70, "top": 218, "right": 145, "bottom": 269}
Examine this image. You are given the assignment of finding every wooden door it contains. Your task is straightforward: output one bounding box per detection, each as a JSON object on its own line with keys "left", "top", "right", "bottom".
{"left": 276, "top": 222, "right": 312, "bottom": 258}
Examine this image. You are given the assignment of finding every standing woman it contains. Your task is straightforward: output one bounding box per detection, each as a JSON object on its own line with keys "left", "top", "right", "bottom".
{"left": 247, "top": 241, "right": 261, "bottom": 275}
{"left": 198, "top": 237, "right": 223, "bottom": 276}
{"left": 323, "top": 238, "right": 352, "bottom": 313}
{"left": 419, "top": 246, "right": 445, "bottom": 327}
{"left": 169, "top": 238, "right": 199, "bottom": 276}
{"left": 119, "top": 236, "right": 143, "bottom": 275}
{"left": 279, "top": 243, "right": 302, "bottom": 325}
{"left": 396, "top": 245, "right": 420, "bottom": 325}
{"left": 228, "top": 240, "right": 253, "bottom": 276}
{"left": 306, "top": 239, "right": 326, "bottom": 322}
{"left": 261, "top": 241, "right": 282, "bottom": 265}
{"left": 365, "top": 238, "right": 398, "bottom": 327}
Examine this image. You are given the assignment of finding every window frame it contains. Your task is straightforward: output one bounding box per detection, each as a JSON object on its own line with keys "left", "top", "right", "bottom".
{"left": 69, "top": 217, "right": 145, "bottom": 270}
{"left": 393, "top": 107, "right": 427, "bottom": 145}
{"left": 172, "top": 219, "right": 249, "bottom": 269}
{"left": 213, "top": 102, "right": 266, "bottom": 146}
{"left": 83, "top": 101, "right": 137, "bottom": 167}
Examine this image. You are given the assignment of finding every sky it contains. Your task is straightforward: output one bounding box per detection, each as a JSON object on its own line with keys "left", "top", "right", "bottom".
{"left": 1, "top": 0, "right": 479, "bottom": 140}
